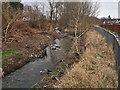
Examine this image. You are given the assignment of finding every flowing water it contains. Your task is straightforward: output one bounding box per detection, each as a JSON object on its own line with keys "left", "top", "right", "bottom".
{"left": 2, "top": 35, "right": 73, "bottom": 88}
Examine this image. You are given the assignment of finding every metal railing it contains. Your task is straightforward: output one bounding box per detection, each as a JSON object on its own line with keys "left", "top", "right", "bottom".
{"left": 95, "top": 26, "right": 120, "bottom": 88}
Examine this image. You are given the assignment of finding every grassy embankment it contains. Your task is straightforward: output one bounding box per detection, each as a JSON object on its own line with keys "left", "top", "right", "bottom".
{"left": 53, "top": 30, "right": 118, "bottom": 88}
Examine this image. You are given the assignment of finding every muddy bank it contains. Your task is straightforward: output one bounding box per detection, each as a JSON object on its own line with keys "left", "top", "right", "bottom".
{"left": 2, "top": 26, "right": 63, "bottom": 75}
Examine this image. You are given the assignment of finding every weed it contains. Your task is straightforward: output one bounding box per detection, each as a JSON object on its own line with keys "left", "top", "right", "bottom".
{"left": 53, "top": 30, "right": 118, "bottom": 88}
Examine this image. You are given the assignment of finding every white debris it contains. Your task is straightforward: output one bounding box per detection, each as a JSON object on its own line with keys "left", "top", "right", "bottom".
{"left": 0, "top": 68, "right": 4, "bottom": 78}
{"left": 30, "top": 54, "right": 33, "bottom": 57}
{"left": 54, "top": 77, "right": 59, "bottom": 81}
{"left": 34, "top": 55, "right": 37, "bottom": 57}
{"left": 55, "top": 27, "right": 59, "bottom": 30}
{"left": 40, "top": 71, "right": 43, "bottom": 73}
{"left": 43, "top": 85, "right": 47, "bottom": 88}
{"left": 51, "top": 46, "right": 56, "bottom": 50}
{"left": 29, "top": 53, "right": 37, "bottom": 58}
{"left": 40, "top": 69, "right": 47, "bottom": 74}
{"left": 96, "top": 56, "right": 101, "bottom": 59}
{"left": 56, "top": 30, "right": 60, "bottom": 33}
{"left": 47, "top": 36, "right": 51, "bottom": 39}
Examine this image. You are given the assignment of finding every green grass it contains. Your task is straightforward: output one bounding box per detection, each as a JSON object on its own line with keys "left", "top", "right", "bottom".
{"left": 0, "top": 49, "right": 21, "bottom": 66}
{"left": 2, "top": 49, "right": 21, "bottom": 60}
{"left": 51, "top": 71, "right": 58, "bottom": 75}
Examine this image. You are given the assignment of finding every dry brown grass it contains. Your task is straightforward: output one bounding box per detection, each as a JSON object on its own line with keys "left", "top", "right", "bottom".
{"left": 53, "top": 30, "right": 118, "bottom": 88}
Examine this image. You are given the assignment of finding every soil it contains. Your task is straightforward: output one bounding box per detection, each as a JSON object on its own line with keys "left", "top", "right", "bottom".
{"left": 2, "top": 22, "right": 64, "bottom": 75}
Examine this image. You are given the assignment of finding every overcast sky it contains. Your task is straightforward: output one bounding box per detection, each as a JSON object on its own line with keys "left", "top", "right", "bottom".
{"left": 98, "top": 1, "right": 119, "bottom": 18}
{"left": 21, "top": 0, "right": 120, "bottom": 18}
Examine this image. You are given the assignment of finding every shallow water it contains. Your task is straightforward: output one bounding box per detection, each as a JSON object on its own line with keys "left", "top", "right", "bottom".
{"left": 2, "top": 36, "right": 73, "bottom": 88}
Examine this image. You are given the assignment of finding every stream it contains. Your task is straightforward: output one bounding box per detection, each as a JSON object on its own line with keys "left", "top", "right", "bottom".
{"left": 2, "top": 35, "right": 73, "bottom": 88}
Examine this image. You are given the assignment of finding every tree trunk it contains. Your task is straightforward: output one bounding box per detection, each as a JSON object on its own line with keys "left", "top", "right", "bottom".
{"left": 74, "top": 26, "right": 79, "bottom": 55}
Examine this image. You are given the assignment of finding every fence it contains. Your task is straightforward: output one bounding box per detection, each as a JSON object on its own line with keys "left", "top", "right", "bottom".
{"left": 95, "top": 26, "right": 120, "bottom": 87}
{"left": 100, "top": 25, "right": 120, "bottom": 32}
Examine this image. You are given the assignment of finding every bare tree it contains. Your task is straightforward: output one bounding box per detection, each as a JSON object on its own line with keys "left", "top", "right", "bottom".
{"left": 2, "top": 2, "right": 23, "bottom": 41}
{"left": 48, "top": 1, "right": 63, "bottom": 30}
{"left": 23, "top": 3, "right": 48, "bottom": 30}
{"left": 72, "top": 1, "right": 99, "bottom": 54}
{"left": 60, "top": 1, "right": 99, "bottom": 54}
{"left": 49, "top": 1, "right": 55, "bottom": 31}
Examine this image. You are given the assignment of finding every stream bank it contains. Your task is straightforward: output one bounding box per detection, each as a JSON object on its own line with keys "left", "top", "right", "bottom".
{"left": 33, "top": 31, "right": 87, "bottom": 88}
{"left": 2, "top": 28, "right": 63, "bottom": 75}
{"left": 52, "top": 30, "right": 118, "bottom": 88}
{"left": 2, "top": 34, "right": 73, "bottom": 88}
